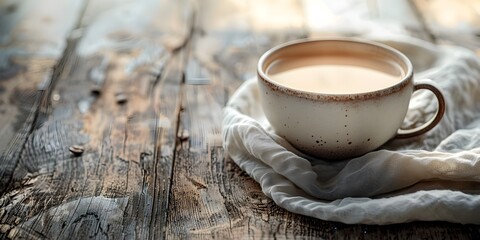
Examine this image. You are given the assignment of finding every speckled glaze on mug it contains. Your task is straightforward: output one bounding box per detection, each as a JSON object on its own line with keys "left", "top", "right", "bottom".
{"left": 257, "top": 38, "right": 445, "bottom": 160}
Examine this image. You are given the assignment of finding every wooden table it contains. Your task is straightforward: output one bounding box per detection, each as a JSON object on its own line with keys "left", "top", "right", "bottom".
{"left": 1, "top": 0, "right": 480, "bottom": 239}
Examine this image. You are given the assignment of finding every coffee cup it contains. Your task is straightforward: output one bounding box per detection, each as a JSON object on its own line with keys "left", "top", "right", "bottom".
{"left": 257, "top": 38, "right": 445, "bottom": 160}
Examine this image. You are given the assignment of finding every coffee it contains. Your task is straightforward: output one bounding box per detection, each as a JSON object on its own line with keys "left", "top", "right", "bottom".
{"left": 258, "top": 39, "right": 445, "bottom": 159}
{"left": 266, "top": 56, "right": 403, "bottom": 94}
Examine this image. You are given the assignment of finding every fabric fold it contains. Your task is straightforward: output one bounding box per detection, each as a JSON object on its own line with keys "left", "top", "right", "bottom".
{"left": 222, "top": 36, "right": 480, "bottom": 224}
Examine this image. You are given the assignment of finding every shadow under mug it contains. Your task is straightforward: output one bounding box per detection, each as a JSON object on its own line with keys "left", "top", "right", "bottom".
{"left": 257, "top": 38, "right": 446, "bottom": 160}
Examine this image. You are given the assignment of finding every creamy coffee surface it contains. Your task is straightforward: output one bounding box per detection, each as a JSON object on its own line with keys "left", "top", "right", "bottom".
{"left": 266, "top": 56, "right": 403, "bottom": 94}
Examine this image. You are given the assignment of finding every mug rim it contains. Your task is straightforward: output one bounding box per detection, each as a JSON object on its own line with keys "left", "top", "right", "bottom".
{"left": 257, "top": 38, "right": 414, "bottom": 101}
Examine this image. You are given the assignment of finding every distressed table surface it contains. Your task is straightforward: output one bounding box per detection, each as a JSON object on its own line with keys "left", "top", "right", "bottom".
{"left": 1, "top": 0, "right": 480, "bottom": 239}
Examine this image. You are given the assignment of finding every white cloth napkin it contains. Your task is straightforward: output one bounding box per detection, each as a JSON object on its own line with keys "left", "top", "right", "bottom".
{"left": 222, "top": 36, "right": 480, "bottom": 224}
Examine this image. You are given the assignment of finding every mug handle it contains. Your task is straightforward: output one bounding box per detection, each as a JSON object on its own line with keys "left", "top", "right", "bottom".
{"left": 396, "top": 79, "right": 446, "bottom": 138}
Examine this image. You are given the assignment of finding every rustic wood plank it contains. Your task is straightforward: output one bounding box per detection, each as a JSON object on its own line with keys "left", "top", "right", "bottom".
{"left": 1, "top": 0, "right": 479, "bottom": 238}
{"left": 167, "top": 0, "right": 327, "bottom": 238}
{"left": 412, "top": 0, "right": 480, "bottom": 51}
{"left": 0, "top": 0, "right": 190, "bottom": 238}
{"left": 167, "top": 0, "right": 480, "bottom": 239}
{"left": 0, "top": 0, "right": 86, "bottom": 193}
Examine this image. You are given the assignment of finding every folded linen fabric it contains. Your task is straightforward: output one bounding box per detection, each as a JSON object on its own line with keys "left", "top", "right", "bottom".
{"left": 222, "top": 36, "right": 480, "bottom": 224}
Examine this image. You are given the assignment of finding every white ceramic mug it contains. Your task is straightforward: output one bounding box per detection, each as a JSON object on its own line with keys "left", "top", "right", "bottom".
{"left": 257, "top": 38, "right": 446, "bottom": 160}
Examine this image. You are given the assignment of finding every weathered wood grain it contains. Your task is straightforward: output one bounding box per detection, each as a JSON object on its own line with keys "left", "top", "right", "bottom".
{"left": 0, "top": 0, "right": 190, "bottom": 238}
{"left": 1, "top": 0, "right": 480, "bottom": 239}
{"left": 167, "top": 0, "right": 480, "bottom": 239}
{"left": 166, "top": 0, "right": 310, "bottom": 238}
{"left": 0, "top": 0, "right": 86, "bottom": 194}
